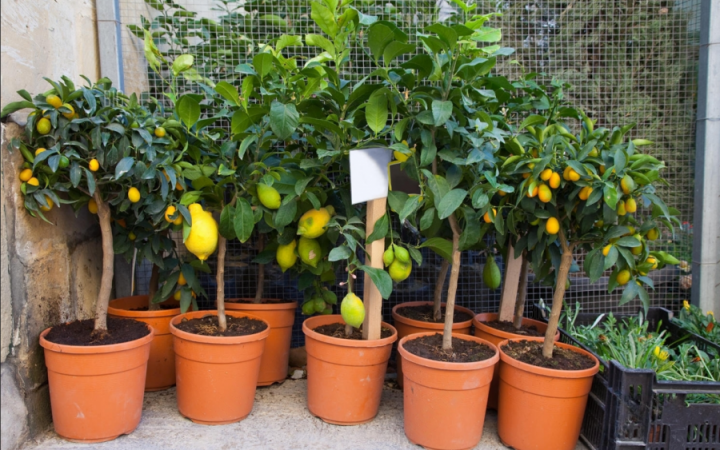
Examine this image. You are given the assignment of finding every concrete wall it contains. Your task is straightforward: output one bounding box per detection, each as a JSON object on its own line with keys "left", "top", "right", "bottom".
{"left": 1, "top": 1, "right": 104, "bottom": 447}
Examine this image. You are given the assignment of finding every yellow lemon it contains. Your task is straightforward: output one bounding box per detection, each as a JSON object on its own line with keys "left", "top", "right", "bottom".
{"left": 61, "top": 104, "right": 74, "bottom": 119}
{"left": 616, "top": 270, "right": 631, "bottom": 285}
{"left": 19, "top": 169, "right": 33, "bottom": 182}
{"left": 617, "top": 201, "right": 627, "bottom": 216}
{"left": 257, "top": 183, "right": 281, "bottom": 210}
{"left": 46, "top": 94, "right": 63, "bottom": 109}
{"left": 646, "top": 256, "right": 658, "bottom": 270}
{"left": 276, "top": 240, "right": 298, "bottom": 272}
{"left": 154, "top": 127, "right": 166, "bottom": 138}
{"left": 184, "top": 204, "right": 219, "bottom": 261}
{"left": 298, "top": 237, "right": 322, "bottom": 268}
{"left": 546, "top": 217, "right": 560, "bottom": 235}
{"left": 178, "top": 272, "right": 187, "bottom": 286}
{"left": 621, "top": 175, "right": 635, "bottom": 195}
{"left": 27, "top": 177, "right": 40, "bottom": 186}
{"left": 625, "top": 198, "right": 637, "bottom": 213}
{"left": 340, "top": 293, "right": 365, "bottom": 328}
{"left": 540, "top": 168, "right": 553, "bottom": 181}
{"left": 388, "top": 259, "right": 412, "bottom": 282}
{"left": 35, "top": 147, "right": 46, "bottom": 156}
{"left": 128, "top": 187, "right": 141, "bottom": 203}
{"left": 549, "top": 172, "right": 561, "bottom": 189}
{"left": 538, "top": 184, "right": 552, "bottom": 203}
{"left": 89, "top": 158, "right": 100, "bottom": 172}
{"left": 88, "top": 199, "right": 98, "bottom": 214}
{"left": 297, "top": 207, "right": 332, "bottom": 239}
{"left": 36, "top": 118, "right": 51, "bottom": 135}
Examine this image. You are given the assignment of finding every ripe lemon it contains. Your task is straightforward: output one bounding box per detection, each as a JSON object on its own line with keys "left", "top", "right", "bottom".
{"left": 617, "top": 201, "right": 627, "bottom": 216}
{"left": 36, "top": 118, "right": 51, "bottom": 135}
{"left": 298, "top": 237, "right": 322, "bottom": 267}
{"left": 257, "top": 183, "right": 281, "bottom": 210}
{"left": 35, "top": 147, "right": 46, "bottom": 156}
{"left": 46, "top": 94, "right": 63, "bottom": 109}
{"left": 546, "top": 217, "right": 560, "bottom": 235}
{"left": 61, "top": 104, "right": 74, "bottom": 119}
{"left": 616, "top": 270, "right": 631, "bottom": 285}
{"left": 389, "top": 259, "right": 412, "bottom": 282}
{"left": 538, "top": 184, "right": 552, "bottom": 203}
{"left": 19, "top": 169, "right": 33, "bottom": 182}
{"left": 184, "top": 204, "right": 219, "bottom": 261}
{"left": 27, "top": 177, "right": 39, "bottom": 186}
{"left": 88, "top": 199, "right": 98, "bottom": 214}
{"left": 522, "top": 172, "right": 530, "bottom": 179}
{"left": 647, "top": 228, "right": 659, "bottom": 241}
{"left": 549, "top": 172, "right": 561, "bottom": 189}
{"left": 625, "top": 198, "right": 637, "bottom": 213}
{"left": 165, "top": 205, "right": 178, "bottom": 223}
{"left": 154, "top": 127, "right": 166, "bottom": 138}
{"left": 128, "top": 187, "right": 141, "bottom": 203}
{"left": 89, "top": 158, "right": 99, "bottom": 172}
{"left": 483, "top": 208, "right": 496, "bottom": 224}
{"left": 621, "top": 175, "right": 635, "bottom": 195}
{"left": 178, "top": 272, "right": 187, "bottom": 286}
{"left": 483, "top": 256, "right": 501, "bottom": 289}
{"left": 383, "top": 246, "right": 395, "bottom": 267}
{"left": 540, "top": 168, "right": 552, "bottom": 181}
{"left": 40, "top": 196, "right": 53, "bottom": 212}
{"left": 340, "top": 293, "right": 365, "bottom": 328}
{"left": 579, "top": 186, "right": 593, "bottom": 201}
{"left": 297, "top": 207, "right": 332, "bottom": 239}
{"left": 276, "top": 239, "right": 298, "bottom": 272}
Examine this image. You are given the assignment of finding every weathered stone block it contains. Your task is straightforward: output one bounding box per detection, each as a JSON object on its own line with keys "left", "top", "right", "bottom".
{"left": 1, "top": 364, "right": 28, "bottom": 450}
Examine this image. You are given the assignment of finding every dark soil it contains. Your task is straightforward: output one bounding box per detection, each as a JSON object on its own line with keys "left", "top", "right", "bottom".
{"left": 481, "top": 320, "right": 543, "bottom": 337}
{"left": 395, "top": 304, "right": 473, "bottom": 324}
{"left": 129, "top": 304, "right": 178, "bottom": 311}
{"left": 226, "top": 298, "right": 295, "bottom": 305}
{"left": 403, "top": 333, "right": 496, "bottom": 363}
{"left": 313, "top": 322, "right": 394, "bottom": 340}
{"left": 44, "top": 318, "right": 150, "bottom": 346}
{"left": 175, "top": 315, "right": 268, "bottom": 337}
{"left": 503, "top": 340, "right": 596, "bottom": 370}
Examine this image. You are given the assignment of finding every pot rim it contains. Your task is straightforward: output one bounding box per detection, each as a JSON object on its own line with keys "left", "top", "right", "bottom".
{"left": 39, "top": 322, "right": 154, "bottom": 354}
{"left": 225, "top": 299, "right": 298, "bottom": 311}
{"left": 497, "top": 337, "right": 600, "bottom": 378}
{"left": 391, "top": 301, "right": 475, "bottom": 329}
{"left": 302, "top": 315, "right": 397, "bottom": 348}
{"left": 398, "top": 331, "right": 499, "bottom": 371}
{"left": 473, "top": 312, "right": 560, "bottom": 341}
{"left": 108, "top": 295, "right": 181, "bottom": 318}
{"left": 169, "top": 310, "right": 271, "bottom": 344}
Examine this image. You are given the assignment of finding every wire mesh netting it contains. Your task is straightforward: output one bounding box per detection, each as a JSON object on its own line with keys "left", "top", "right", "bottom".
{"left": 120, "top": 0, "right": 700, "bottom": 347}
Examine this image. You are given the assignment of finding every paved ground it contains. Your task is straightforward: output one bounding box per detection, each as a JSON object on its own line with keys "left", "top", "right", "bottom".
{"left": 23, "top": 380, "right": 588, "bottom": 450}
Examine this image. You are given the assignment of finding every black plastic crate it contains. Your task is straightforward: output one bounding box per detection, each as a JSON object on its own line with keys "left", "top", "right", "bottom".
{"left": 531, "top": 304, "right": 720, "bottom": 450}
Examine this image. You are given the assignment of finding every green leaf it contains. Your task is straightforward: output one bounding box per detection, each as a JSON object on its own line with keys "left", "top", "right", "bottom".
{"left": 359, "top": 265, "right": 393, "bottom": 299}
{"left": 277, "top": 34, "right": 303, "bottom": 53}
{"left": 472, "top": 190, "right": 489, "bottom": 209}
{"left": 252, "top": 53, "right": 274, "bottom": 79}
{"left": 438, "top": 189, "right": 467, "bottom": 219}
{"left": 472, "top": 27, "right": 502, "bottom": 43}
{"left": 367, "top": 213, "right": 389, "bottom": 244}
{"left": 426, "top": 23, "right": 458, "bottom": 49}
{"left": 366, "top": 90, "right": 388, "bottom": 135}
{"left": 114, "top": 157, "right": 135, "bottom": 179}
{"left": 311, "top": 1, "right": 338, "bottom": 38}
{"left": 299, "top": 117, "right": 342, "bottom": 136}
{"left": 329, "top": 246, "right": 352, "bottom": 261}
{"left": 176, "top": 95, "right": 200, "bottom": 128}
{"left": 0, "top": 101, "right": 35, "bottom": 118}
{"left": 269, "top": 101, "right": 299, "bottom": 140}
{"left": 520, "top": 114, "right": 546, "bottom": 130}
{"left": 401, "top": 54, "right": 434, "bottom": 80}
{"left": 367, "top": 23, "right": 394, "bottom": 62}
{"left": 619, "top": 282, "right": 639, "bottom": 306}
{"left": 259, "top": 14, "right": 288, "bottom": 29}
{"left": 275, "top": 199, "right": 297, "bottom": 228}
{"left": 305, "top": 34, "right": 335, "bottom": 56}
{"left": 214, "top": 81, "right": 240, "bottom": 106}
{"left": 603, "top": 184, "right": 618, "bottom": 210}
{"left": 383, "top": 41, "right": 415, "bottom": 66}
{"left": 234, "top": 198, "right": 255, "bottom": 243}
{"left": 432, "top": 100, "right": 453, "bottom": 127}
{"left": 419, "top": 237, "right": 452, "bottom": 261}
{"left": 615, "top": 236, "right": 641, "bottom": 248}
{"left": 171, "top": 54, "right": 194, "bottom": 76}
{"left": 219, "top": 205, "right": 237, "bottom": 240}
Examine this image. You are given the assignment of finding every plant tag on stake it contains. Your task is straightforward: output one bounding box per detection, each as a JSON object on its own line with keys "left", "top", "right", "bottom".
{"left": 349, "top": 148, "right": 393, "bottom": 204}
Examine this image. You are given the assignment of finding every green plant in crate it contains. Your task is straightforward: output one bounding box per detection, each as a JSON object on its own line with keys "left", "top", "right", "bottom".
{"left": 1, "top": 77, "right": 190, "bottom": 337}
{"left": 674, "top": 301, "right": 718, "bottom": 343}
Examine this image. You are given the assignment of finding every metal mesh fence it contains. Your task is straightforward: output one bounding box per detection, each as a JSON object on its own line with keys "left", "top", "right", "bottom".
{"left": 120, "top": 0, "right": 700, "bottom": 347}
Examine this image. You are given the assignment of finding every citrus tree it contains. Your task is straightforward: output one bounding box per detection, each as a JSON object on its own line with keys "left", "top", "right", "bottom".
{"left": 1, "top": 77, "right": 189, "bottom": 337}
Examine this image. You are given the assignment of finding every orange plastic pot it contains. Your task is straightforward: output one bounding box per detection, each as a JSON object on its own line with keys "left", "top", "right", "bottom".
{"left": 225, "top": 299, "right": 297, "bottom": 386}
{"left": 473, "top": 312, "right": 559, "bottom": 409}
{"left": 398, "top": 332, "right": 499, "bottom": 450}
{"left": 497, "top": 337, "right": 599, "bottom": 450}
{"left": 39, "top": 324, "right": 153, "bottom": 443}
{"left": 392, "top": 301, "right": 474, "bottom": 388}
{"left": 108, "top": 295, "right": 180, "bottom": 391}
{"left": 303, "top": 315, "right": 397, "bottom": 425}
{"left": 169, "top": 310, "right": 270, "bottom": 425}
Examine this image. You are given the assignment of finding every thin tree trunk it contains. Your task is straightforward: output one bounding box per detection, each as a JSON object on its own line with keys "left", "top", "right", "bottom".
{"left": 345, "top": 267, "right": 354, "bottom": 336}
{"left": 543, "top": 229, "right": 573, "bottom": 358}
{"left": 442, "top": 215, "right": 462, "bottom": 352}
{"left": 513, "top": 254, "right": 529, "bottom": 329}
{"left": 216, "top": 235, "right": 227, "bottom": 332}
{"left": 92, "top": 192, "right": 113, "bottom": 336}
{"left": 433, "top": 259, "right": 450, "bottom": 321}
{"left": 147, "top": 264, "right": 160, "bottom": 311}
{"left": 254, "top": 234, "right": 265, "bottom": 303}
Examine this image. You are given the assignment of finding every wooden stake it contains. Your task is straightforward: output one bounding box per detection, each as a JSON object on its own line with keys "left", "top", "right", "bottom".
{"left": 362, "top": 197, "right": 386, "bottom": 340}
{"left": 498, "top": 242, "right": 523, "bottom": 322}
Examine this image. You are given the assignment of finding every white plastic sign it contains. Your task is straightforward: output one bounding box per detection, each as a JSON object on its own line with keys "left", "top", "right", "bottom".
{"left": 349, "top": 147, "right": 392, "bottom": 205}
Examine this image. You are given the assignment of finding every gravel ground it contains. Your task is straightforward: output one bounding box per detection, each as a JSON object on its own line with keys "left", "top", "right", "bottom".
{"left": 22, "top": 380, "right": 588, "bottom": 450}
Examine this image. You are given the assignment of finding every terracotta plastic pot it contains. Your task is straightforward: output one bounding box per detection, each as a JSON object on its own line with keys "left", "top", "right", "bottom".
{"left": 392, "top": 301, "right": 474, "bottom": 388}
{"left": 497, "top": 337, "right": 600, "bottom": 450}
{"left": 169, "top": 310, "right": 270, "bottom": 425}
{"left": 473, "top": 312, "right": 559, "bottom": 409}
{"left": 225, "top": 299, "right": 297, "bottom": 386}
{"left": 39, "top": 324, "right": 153, "bottom": 443}
{"left": 108, "top": 295, "right": 180, "bottom": 391}
{"left": 302, "top": 315, "right": 397, "bottom": 425}
{"left": 398, "top": 332, "right": 499, "bottom": 450}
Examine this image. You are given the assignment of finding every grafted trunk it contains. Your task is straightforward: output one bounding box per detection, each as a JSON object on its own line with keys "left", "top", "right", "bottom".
{"left": 92, "top": 192, "right": 114, "bottom": 337}
{"left": 442, "top": 215, "right": 462, "bottom": 352}
{"left": 147, "top": 264, "right": 160, "bottom": 311}
{"left": 433, "top": 259, "right": 450, "bottom": 321}
{"left": 216, "top": 235, "right": 227, "bottom": 332}
{"left": 345, "top": 269, "right": 354, "bottom": 337}
{"left": 543, "top": 229, "right": 573, "bottom": 358}
{"left": 513, "top": 254, "right": 529, "bottom": 329}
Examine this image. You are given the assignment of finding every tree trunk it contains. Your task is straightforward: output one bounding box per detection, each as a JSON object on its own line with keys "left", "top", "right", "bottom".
{"left": 513, "top": 254, "right": 529, "bottom": 329}
{"left": 433, "top": 259, "right": 450, "bottom": 321}
{"left": 254, "top": 234, "right": 265, "bottom": 303}
{"left": 345, "top": 268, "right": 354, "bottom": 337}
{"left": 542, "top": 230, "right": 573, "bottom": 358}
{"left": 147, "top": 264, "right": 160, "bottom": 311}
{"left": 216, "top": 235, "right": 227, "bottom": 332}
{"left": 442, "top": 216, "right": 462, "bottom": 352}
{"left": 92, "top": 192, "right": 114, "bottom": 337}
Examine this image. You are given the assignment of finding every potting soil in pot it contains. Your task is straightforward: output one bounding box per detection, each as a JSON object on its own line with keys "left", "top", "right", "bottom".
{"left": 503, "top": 340, "right": 596, "bottom": 370}
{"left": 175, "top": 315, "right": 268, "bottom": 337}
{"left": 44, "top": 318, "right": 151, "bottom": 346}
{"left": 480, "top": 320, "right": 544, "bottom": 336}
{"left": 403, "top": 333, "right": 496, "bottom": 363}
{"left": 395, "top": 304, "right": 473, "bottom": 323}
{"left": 226, "top": 299, "right": 295, "bottom": 305}
{"left": 313, "top": 323, "right": 394, "bottom": 340}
